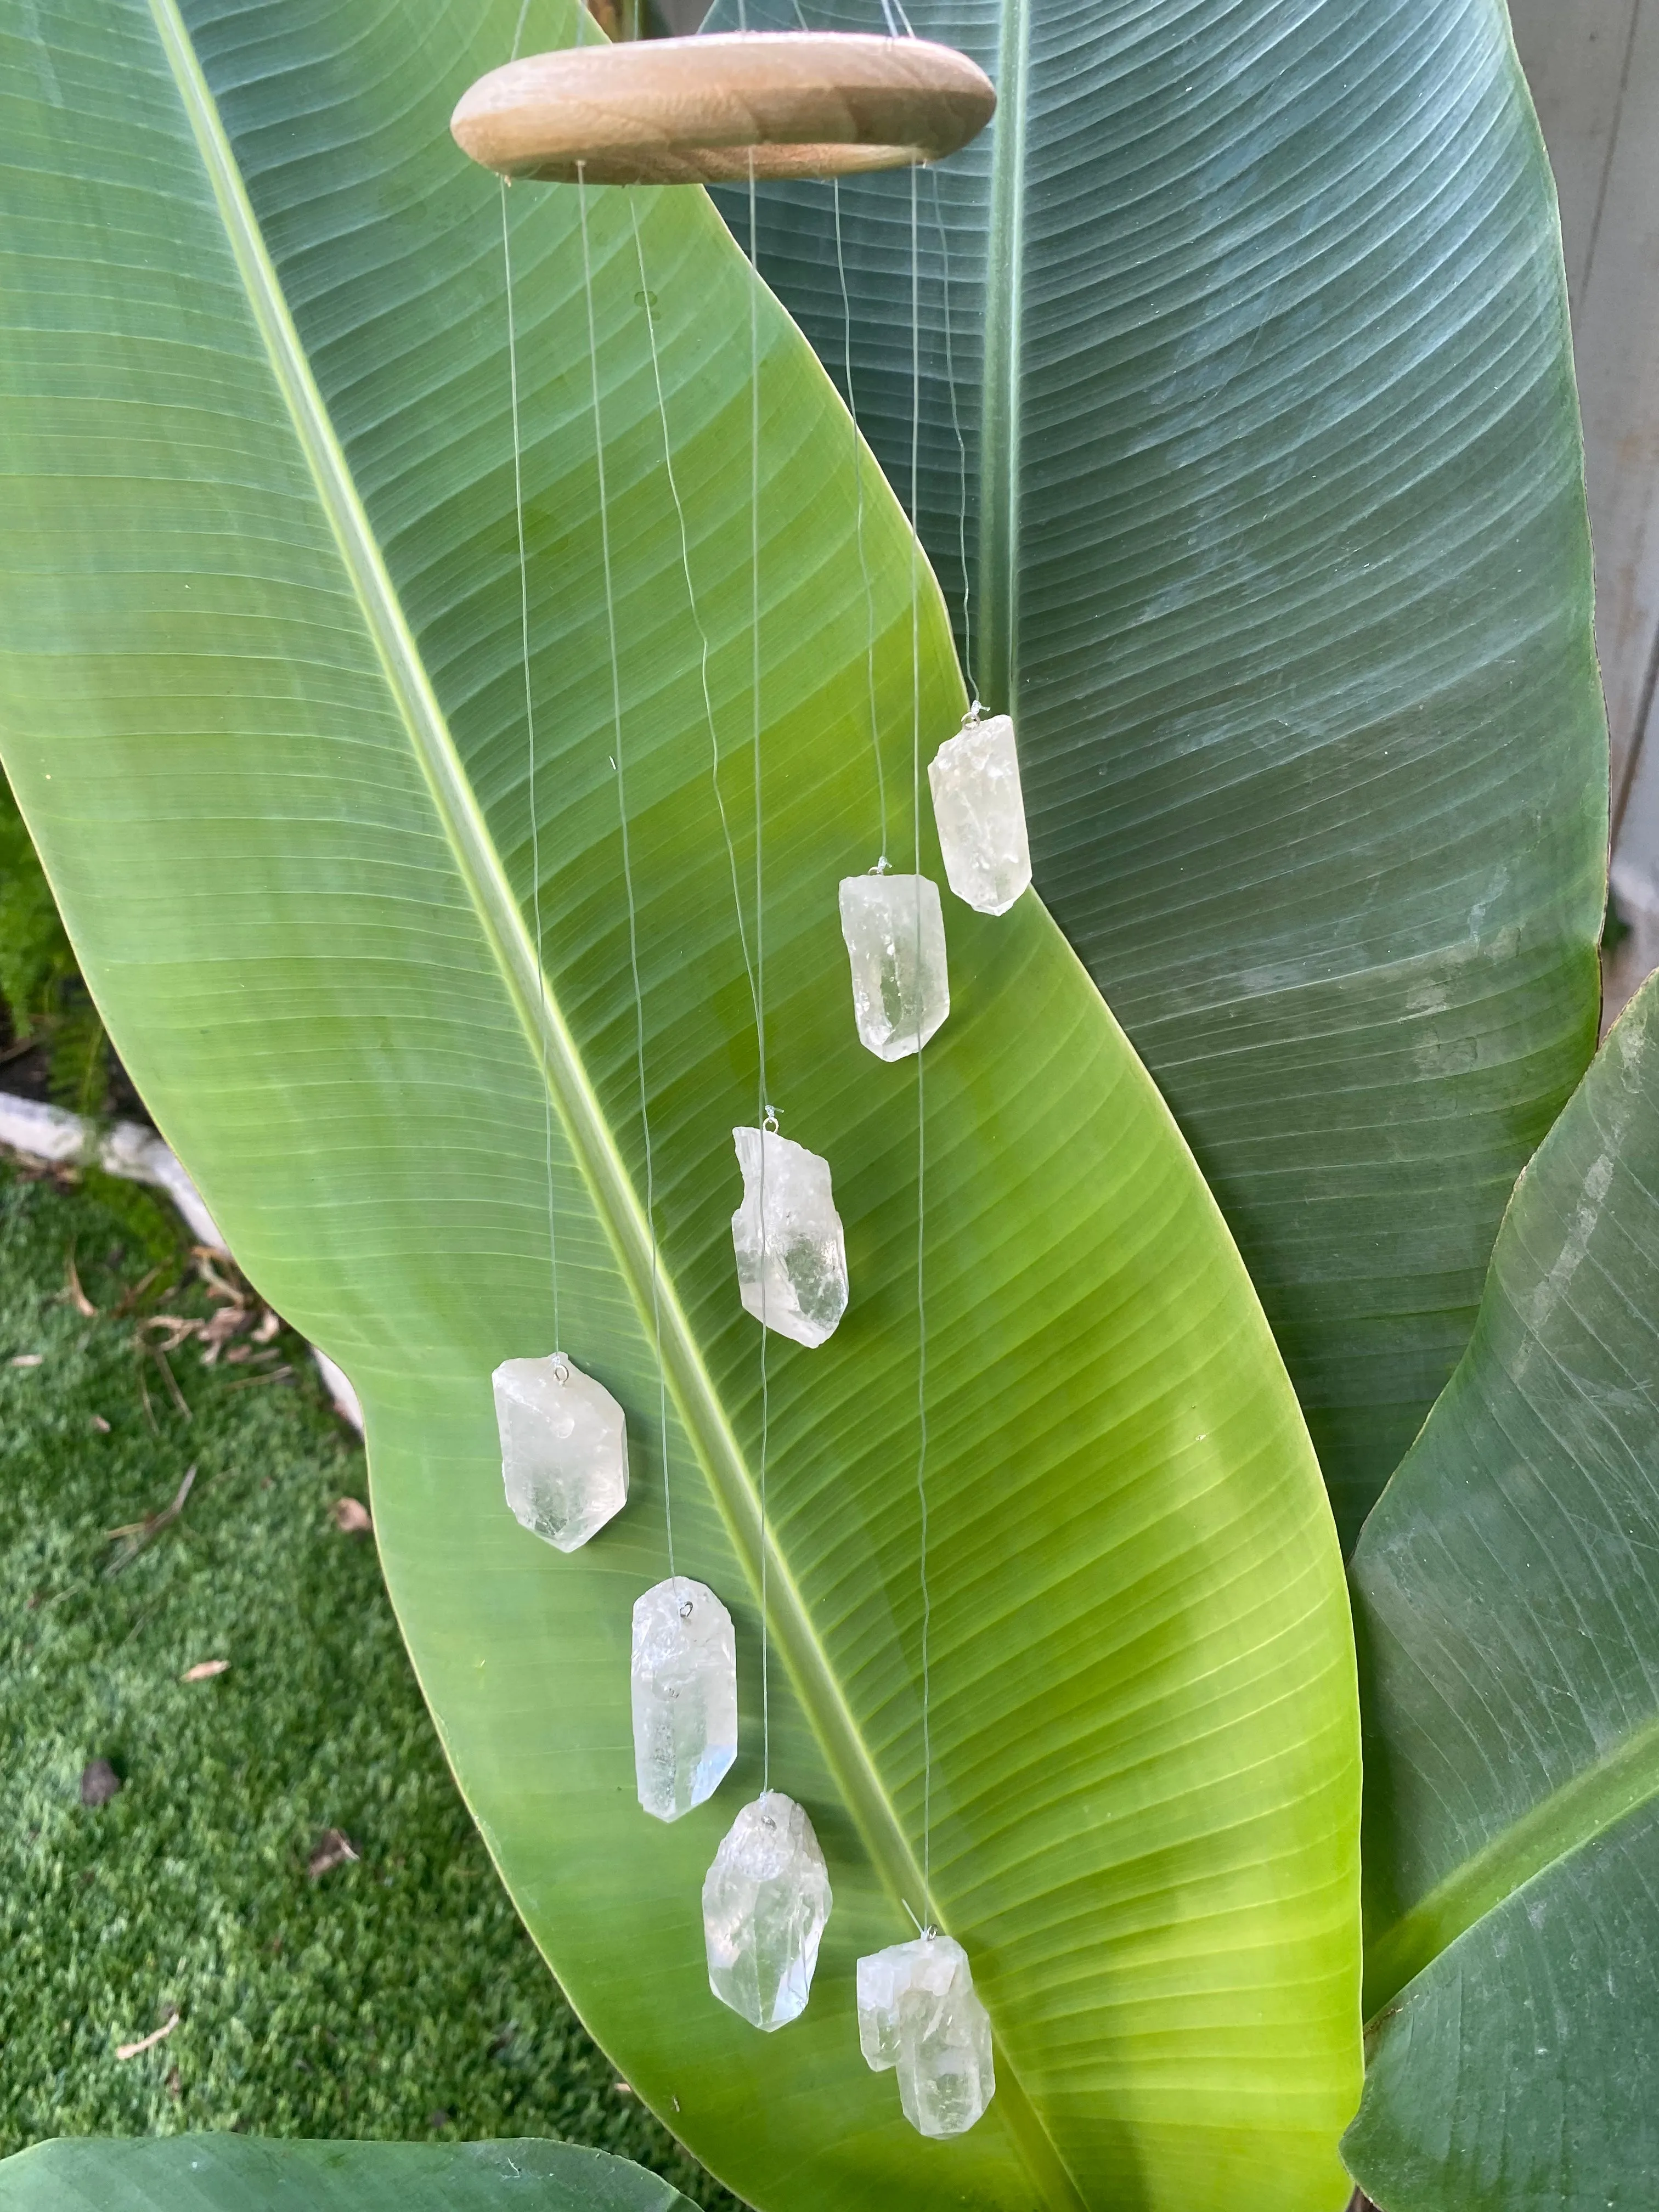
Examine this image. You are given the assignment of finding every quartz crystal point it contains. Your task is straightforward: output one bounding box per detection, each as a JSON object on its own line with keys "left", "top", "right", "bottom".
{"left": 493, "top": 1353, "right": 628, "bottom": 1553}
{"left": 928, "top": 713, "right": 1031, "bottom": 916}
{"left": 837, "top": 873, "right": 949, "bottom": 1060}
{"left": 630, "top": 1577, "right": 738, "bottom": 1822}
{"left": 730, "top": 1126, "right": 849, "bottom": 1348}
{"left": 702, "top": 1791, "right": 832, "bottom": 2031}
{"left": 856, "top": 1933, "right": 996, "bottom": 2137}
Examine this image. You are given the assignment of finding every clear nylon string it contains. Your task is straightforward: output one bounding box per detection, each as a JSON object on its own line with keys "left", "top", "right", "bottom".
{"left": 578, "top": 170, "right": 674, "bottom": 1579}
{"left": 628, "top": 198, "right": 758, "bottom": 1041}
{"left": 909, "top": 159, "right": 933, "bottom": 1921}
{"left": 930, "top": 168, "right": 977, "bottom": 713}
{"left": 833, "top": 178, "right": 886, "bottom": 867}
{"left": 500, "top": 180, "right": 560, "bottom": 1351}
{"left": 746, "top": 149, "right": 773, "bottom": 1796}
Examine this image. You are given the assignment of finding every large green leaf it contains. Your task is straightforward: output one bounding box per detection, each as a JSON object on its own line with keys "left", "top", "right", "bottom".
{"left": 0, "top": 2138, "right": 688, "bottom": 2211}
{"left": 0, "top": 2, "right": 1360, "bottom": 2208}
{"left": 1343, "top": 973, "right": 1659, "bottom": 2210}
{"left": 704, "top": 0, "right": 1610, "bottom": 1547}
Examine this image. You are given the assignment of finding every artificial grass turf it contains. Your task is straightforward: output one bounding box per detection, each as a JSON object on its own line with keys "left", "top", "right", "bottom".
{"left": 0, "top": 1161, "right": 738, "bottom": 2209}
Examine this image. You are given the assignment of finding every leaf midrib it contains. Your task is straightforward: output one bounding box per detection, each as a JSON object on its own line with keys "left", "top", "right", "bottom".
{"left": 1364, "top": 1706, "right": 1659, "bottom": 2013}
{"left": 143, "top": 3, "right": 1083, "bottom": 2202}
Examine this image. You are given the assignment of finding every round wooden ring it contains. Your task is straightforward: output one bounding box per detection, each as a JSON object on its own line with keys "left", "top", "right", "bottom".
{"left": 450, "top": 32, "right": 996, "bottom": 185}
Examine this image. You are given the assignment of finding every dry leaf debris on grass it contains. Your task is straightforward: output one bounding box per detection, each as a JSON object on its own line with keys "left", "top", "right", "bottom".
{"left": 105, "top": 1463, "right": 196, "bottom": 1575}
{"left": 114, "top": 2010, "right": 178, "bottom": 2063}
{"left": 65, "top": 1239, "right": 162, "bottom": 1324}
{"left": 330, "top": 1496, "right": 373, "bottom": 1535}
{"left": 47, "top": 1218, "right": 300, "bottom": 1441}
{"left": 308, "top": 1830, "right": 360, "bottom": 1881}
{"left": 179, "top": 1659, "right": 229, "bottom": 1683}
{"left": 139, "top": 1248, "right": 289, "bottom": 1380}
{"left": 65, "top": 1244, "right": 96, "bottom": 1317}
{"left": 70, "top": 1242, "right": 303, "bottom": 1435}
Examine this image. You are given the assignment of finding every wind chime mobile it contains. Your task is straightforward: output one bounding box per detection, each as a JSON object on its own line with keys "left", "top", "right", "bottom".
{"left": 455, "top": 21, "right": 1025, "bottom": 2141}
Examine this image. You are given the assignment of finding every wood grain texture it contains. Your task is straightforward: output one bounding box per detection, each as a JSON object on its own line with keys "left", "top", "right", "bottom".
{"left": 452, "top": 33, "right": 996, "bottom": 182}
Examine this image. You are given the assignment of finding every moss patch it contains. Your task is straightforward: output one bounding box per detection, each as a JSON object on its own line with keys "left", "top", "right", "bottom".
{"left": 0, "top": 1162, "right": 737, "bottom": 2208}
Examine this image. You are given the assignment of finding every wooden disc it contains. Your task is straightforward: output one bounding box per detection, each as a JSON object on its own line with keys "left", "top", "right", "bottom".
{"left": 450, "top": 32, "right": 996, "bottom": 185}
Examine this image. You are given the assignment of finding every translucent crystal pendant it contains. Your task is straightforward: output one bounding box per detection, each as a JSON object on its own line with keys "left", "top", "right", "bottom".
{"left": 838, "top": 873, "right": 949, "bottom": 1060}
{"left": 730, "top": 1125, "right": 849, "bottom": 1348}
{"left": 703, "top": 1791, "right": 832, "bottom": 2030}
{"left": 493, "top": 1353, "right": 628, "bottom": 1552}
{"left": 928, "top": 712, "right": 1031, "bottom": 916}
{"left": 631, "top": 1577, "right": 738, "bottom": 1822}
{"left": 857, "top": 1933, "right": 996, "bottom": 2137}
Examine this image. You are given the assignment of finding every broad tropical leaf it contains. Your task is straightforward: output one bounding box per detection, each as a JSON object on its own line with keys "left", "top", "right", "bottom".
{"left": 704, "top": 0, "right": 1610, "bottom": 1547}
{"left": 0, "top": 2138, "right": 689, "bottom": 2211}
{"left": 1344, "top": 974, "right": 1659, "bottom": 2209}
{"left": 0, "top": 2, "right": 1361, "bottom": 2208}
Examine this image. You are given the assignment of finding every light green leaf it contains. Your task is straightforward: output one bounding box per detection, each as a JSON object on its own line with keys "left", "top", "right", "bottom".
{"left": 0, "top": 2, "right": 1360, "bottom": 2208}
{"left": 0, "top": 2138, "right": 689, "bottom": 2211}
{"left": 1344, "top": 974, "right": 1659, "bottom": 2209}
{"left": 704, "top": 0, "right": 1610, "bottom": 1547}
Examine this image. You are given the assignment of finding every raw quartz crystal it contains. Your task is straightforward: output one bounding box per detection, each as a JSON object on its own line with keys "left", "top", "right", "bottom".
{"left": 702, "top": 1791, "right": 832, "bottom": 2031}
{"left": 730, "top": 1126, "right": 849, "bottom": 1348}
{"left": 493, "top": 1353, "right": 627, "bottom": 1553}
{"left": 928, "top": 712, "right": 1031, "bottom": 916}
{"left": 631, "top": 1576, "right": 738, "bottom": 1822}
{"left": 838, "top": 873, "right": 950, "bottom": 1061}
{"left": 857, "top": 1933, "right": 996, "bottom": 2137}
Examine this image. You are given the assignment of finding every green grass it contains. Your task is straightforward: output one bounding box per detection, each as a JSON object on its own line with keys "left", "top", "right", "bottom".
{"left": 0, "top": 768, "right": 110, "bottom": 1114}
{"left": 0, "top": 1161, "right": 737, "bottom": 2207}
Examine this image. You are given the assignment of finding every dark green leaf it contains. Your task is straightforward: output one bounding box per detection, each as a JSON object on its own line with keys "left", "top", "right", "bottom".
{"left": 0, "top": 2138, "right": 690, "bottom": 2212}
{"left": 1345, "top": 973, "right": 1659, "bottom": 2209}
{"left": 706, "top": 0, "right": 1609, "bottom": 1544}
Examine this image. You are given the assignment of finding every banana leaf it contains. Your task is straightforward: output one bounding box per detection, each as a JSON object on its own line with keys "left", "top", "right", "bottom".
{"left": 0, "top": 2138, "right": 689, "bottom": 2211}
{"left": 1343, "top": 974, "right": 1659, "bottom": 2210}
{"left": 703, "top": 0, "right": 1610, "bottom": 1548}
{"left": 0, "top": 1, "right": 1361, "bottom": 2207}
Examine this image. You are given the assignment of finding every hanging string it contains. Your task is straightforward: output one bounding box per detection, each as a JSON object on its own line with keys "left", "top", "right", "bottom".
{"left": 627, "top": 199, "right": 758, "bottom": 1041}
{"left": 744, "top": 143, "right": 775, "bottom": 1797}
{"left": 748, "top": 159, "right": 767, "bottom": 1144}
{"left": 628, "top": 185, "right": 774, "bottom": 1771}
{"left": 577, "top": 168, "right": 675, "bottom": 1578}
{"left": 781, "top": 0, "right": 884, "bottom": 858}
{"left": 930, "top": 168, "right": 978, "bottom": 714}
{"left": 730, "top": 1, "right": 775, "bottom": 1790}
{"left": 909, "top": 158, "right": 933, "bottom": 1921}
{"left": 500, "top": 180, "right": 560, "bottom": 1353}
{"left": 833, "top": 179, "right": 887, "bottom": 870}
